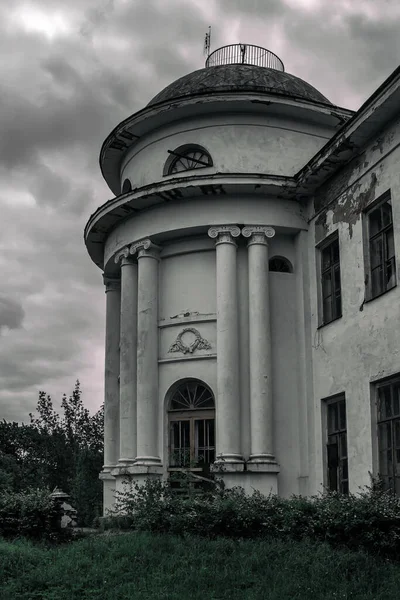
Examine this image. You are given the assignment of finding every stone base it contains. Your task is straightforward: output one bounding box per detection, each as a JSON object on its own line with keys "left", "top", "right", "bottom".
{"left": 99, "top": 470, "right": 116, "bottom": 516}
{"left": 112, "top": 465, "right": 164, "bottom": 503}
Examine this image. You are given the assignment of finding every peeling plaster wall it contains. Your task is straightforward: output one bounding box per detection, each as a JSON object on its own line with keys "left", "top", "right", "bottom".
{"left": 120, "top": 112, "right": 332, "bottom": 191}
{"left": 308, "top": 115, "right": 400, "bottom": 494}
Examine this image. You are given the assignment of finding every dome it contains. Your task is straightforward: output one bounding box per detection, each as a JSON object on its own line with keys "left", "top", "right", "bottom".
{"left": 147, "top": 64, "right": 332, "bottom": 107}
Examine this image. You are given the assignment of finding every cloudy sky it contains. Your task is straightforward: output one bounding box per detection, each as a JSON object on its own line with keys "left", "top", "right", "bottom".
{"left": 1, "top": 0, "right": 399, "bottom": 424}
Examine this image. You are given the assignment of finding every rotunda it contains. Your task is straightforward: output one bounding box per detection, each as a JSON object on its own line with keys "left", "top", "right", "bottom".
{"left": 84, "top": 44, "right": 352, "bottom": 512}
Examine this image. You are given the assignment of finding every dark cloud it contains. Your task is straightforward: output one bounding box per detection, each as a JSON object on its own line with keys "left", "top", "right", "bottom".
{"left": 0, "top": 296, "right": 25, "bottom": 332}
{"left": 0, "top": 0, "right": 399, "bottom": 423}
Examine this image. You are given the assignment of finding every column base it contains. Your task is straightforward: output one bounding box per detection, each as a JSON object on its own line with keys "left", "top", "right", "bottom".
{"left": 99, "top": 469, "right": 116, "bottom": 516}
{"left": 118, "top": 458, "right": 136, "bottom": 467}
{"left": 134, "top": 456, "right": 162, "bottom": 466}
{"left": 247, "top": 454, "right": 280, "bottom": 470}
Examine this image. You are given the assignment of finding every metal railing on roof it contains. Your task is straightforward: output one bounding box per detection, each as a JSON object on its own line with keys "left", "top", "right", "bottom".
{"left": 205, "top": 44, "right": 284, "bottom": 71}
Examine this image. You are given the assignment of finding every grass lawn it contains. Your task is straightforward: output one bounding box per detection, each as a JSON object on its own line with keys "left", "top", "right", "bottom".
{"left": 1, "top": 531, "right": 400, "bottom": 599}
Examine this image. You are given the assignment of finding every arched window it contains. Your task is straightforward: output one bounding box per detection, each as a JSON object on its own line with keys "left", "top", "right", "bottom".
{"left": 269, "top": 256, "right": 293, "bottom": 273}
{"left": 164, "top": 145, "right": 213, "bottom": 176}
{"left": 122, "top": 178, "right": 132, "bottom": 194}
{"left": 168, "top": 379, "right": 215, "bottom": 473}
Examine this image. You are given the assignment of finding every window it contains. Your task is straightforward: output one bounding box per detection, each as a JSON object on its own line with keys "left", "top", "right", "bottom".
{"left": 122, "top": 178, "right": 132, "bottom": 194}
{"left": 168, "top": 380, "right": 215, "bottom": 470}
{"left": 319, "top": 235, "right": 342, "bottom": 325}
{"left": 164, "top": 145, "right": 213, "bottom": 176}
{"left": 269, "top": 256, "right": 293, "bottom": 272}
{"left": 366, "top": 193, "right": 396, "bottom": 299}
{"left": 325, "top": 396, "right": 348, "bottom": 494}
{"left": 377, "top": 377, "right": 400, "bottom": 495}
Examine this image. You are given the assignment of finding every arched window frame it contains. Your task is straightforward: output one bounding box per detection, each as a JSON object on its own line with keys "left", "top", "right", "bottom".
{"left": 121, "top": 178, "right": 132, "bottom": 194}
{"left": 167, "top": 379, "right": 215, "bottom": 473}
{"left": 269, "top": 256, "right": 293, "bottom": 273}
{"left": 163, "top": 144, "right": 213, "bottom": 177}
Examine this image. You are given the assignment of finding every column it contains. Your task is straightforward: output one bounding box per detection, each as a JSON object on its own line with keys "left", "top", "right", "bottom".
{"left": 208, "top": 225, "right": 243, "bottom": 465}
{"left": 102, "top": 276, "right": 121, "bottom": 472}
{"left": 131, "top": 239, "right": 161, "bottom": 466}
{"left": 242, "top": 226, "right": 277, "bottom": 465}
{"left": 114, "top": 247, "right": 138, "bottom": 465}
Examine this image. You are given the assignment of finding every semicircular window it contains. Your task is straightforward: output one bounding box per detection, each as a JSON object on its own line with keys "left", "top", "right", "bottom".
{"left": 122, "top": 178, "right": 132, "bottom": 194}
{"left": 166, "top": 146, "right": 213, "bottom": 176}
{"left": 169, "top": 380, "right": 215, "bottom": 410}
{"left": 269, "top": 256, "right": 293, "bottom": 273}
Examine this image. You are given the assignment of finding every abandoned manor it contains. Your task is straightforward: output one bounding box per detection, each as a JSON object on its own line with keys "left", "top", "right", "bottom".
{"left": 83, "top": 44, "right": 400, "bottom": 514}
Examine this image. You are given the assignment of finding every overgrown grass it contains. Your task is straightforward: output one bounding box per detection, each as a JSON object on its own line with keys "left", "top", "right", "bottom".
{"left": 1, "top": 532, "right": 400, "bottom": 599}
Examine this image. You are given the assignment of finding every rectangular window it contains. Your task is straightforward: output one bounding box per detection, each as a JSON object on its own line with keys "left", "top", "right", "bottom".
{"left": 319, "top": 235, "right": 342, "bottom": 325}
{"left": 367, "top": 193, "right": 396, "bottom": 299}
{"left": 325, "top": 396, "right": 348, "bottom": 494}
{"left": 377, "top": 378, "right": 400, "bottom": 495}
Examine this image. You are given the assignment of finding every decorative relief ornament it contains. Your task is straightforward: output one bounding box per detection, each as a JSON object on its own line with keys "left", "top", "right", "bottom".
{"left": 168, "top": 327, "right": 212, "bottom": 355}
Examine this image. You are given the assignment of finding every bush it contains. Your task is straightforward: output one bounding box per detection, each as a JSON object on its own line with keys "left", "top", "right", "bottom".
{"left": 105, "top": 475, "right": 400, "bottom": 561}
{"left": 0, "top": 488, "right": 72, "bottom": 544}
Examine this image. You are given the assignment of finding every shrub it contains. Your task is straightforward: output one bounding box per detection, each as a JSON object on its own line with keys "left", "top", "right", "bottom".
{"left": 0, "top": 488, "right": 72, "bottom": 544}
{"left": 104, "top": 474, "right": 400, "bottom": 561}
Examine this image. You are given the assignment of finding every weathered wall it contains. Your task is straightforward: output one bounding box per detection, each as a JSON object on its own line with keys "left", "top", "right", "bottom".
{"left": 120, "top": 112, "right": 332, "bottom": 191}
{"left": 308, "top": 114, "right": 400, "bottom": 494}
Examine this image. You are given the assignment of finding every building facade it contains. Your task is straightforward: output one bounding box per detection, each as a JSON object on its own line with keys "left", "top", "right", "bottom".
{"left": 84, "top": 44, "right": 400, "bottom": 514}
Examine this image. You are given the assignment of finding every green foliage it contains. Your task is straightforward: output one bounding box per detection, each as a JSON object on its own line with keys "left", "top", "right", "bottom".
{"left": 0, "top": 488, "right": 72, "bottom": 544}
{"left": 2, "top": 532, "right": 400, "bottom": 599}
{"left": 0, "top": 380, "right": 104, "bottom": 527}
{"left": 106, "top": 475, "right": 400, "bottom": 562}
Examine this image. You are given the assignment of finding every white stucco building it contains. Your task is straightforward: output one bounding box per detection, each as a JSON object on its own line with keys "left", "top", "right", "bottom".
{"left": 84, "top": 44, "right": 400, "bottom": 514}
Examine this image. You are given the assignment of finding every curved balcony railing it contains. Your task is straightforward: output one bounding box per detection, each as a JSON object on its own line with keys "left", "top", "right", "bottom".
{"left": 205, "top": 44, "right": 284, "bottom": 71}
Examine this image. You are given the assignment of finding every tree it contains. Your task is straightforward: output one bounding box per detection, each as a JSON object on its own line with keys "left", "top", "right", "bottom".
{"left": 0, "top": 381, "right": 104, "bottom": 526}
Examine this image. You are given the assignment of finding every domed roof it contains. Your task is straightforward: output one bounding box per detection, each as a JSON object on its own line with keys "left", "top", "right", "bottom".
{"left": 147, "top": 64, "right": 331, "bottom": 107}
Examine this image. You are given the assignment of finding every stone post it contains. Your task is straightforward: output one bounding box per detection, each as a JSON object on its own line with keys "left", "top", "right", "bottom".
{"left": 114, "top": 247, "right": 138, "bottom": 465}
{"left": 208, "top": 225, "right": 244, "bottom": 466}
{"left": 131, "top": 239, "right": 162, "bottom": 466}
{"left": 242, "top": 226, "right": 279, "bottom": 471}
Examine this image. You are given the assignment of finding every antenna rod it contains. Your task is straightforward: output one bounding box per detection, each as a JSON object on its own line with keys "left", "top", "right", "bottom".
{"left": 203, "top": 25, "right": 211, "bottom": 58}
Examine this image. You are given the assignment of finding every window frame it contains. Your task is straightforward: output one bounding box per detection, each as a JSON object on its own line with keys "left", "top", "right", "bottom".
{"left": 364, "top": 191, "right": 397, "bottom": 301}
{"left": 163, "top": 144, "right": 213, "bottom": 177}
{"left": 322, "top": 394, "right": 348, "bottom": 494}
{"left": 375, "top": 376, "right": 400, "bottom": 495}
{"left": 317, "top": 232, "right": 342, "bottom": 327}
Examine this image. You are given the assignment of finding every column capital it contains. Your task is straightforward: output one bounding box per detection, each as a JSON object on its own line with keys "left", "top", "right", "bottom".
{"left": 103, "top": 275, "right": 120, "bottom": 292}
{"left": 242, "top": 225, "right": 275, "bottom": 246}
{"left": 114, "top": 246, "right": 135, "bottom": 266}
{"left": 208, "top": 225, "right": 241, "bottom": 245}
{"left": 130, "top": 238, "right": 161, "bottom": 260}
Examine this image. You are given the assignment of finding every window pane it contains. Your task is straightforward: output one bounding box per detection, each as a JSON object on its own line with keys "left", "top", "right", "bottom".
{"left": 339, "top": 402, "right": 346, "bottom": 431}
{"left": 334, "top": 265, "right": 341, "bottom": 294}
{"left": 328, "top": 404, "right": 337, "bottom": 434}
{"left": 379, "top": 450, "right": 390, "bottom": 476}
{"left": 342, "top": 458, "right": 348, "bottom": 480}
{"left": 386, "top": 228, "right": 395, "bottom": 259}
{"left": 322, "top": 247, "right": 331, "bottom": 270}
{"left": 371, "top": 267, "right": 384, "bottom": 297}
{"left": 370, "top": 236, "right": 384, "bottom": 269}
{"left": 378, "top": 387, "right": 391, "bottom": 419}
{"left": 382, "top": 200, "right": 393, "bottom": 227}
{"left": 378, "top": 422, "right": 392, "bottom": 450}
{"left": 341, "top": 480, "right": 349, "bottom": 495}
{"left": 395, "top": 420, "right": 400, "bottom": 448}
{"left": 334, "top": 294, "right": 342, "bottom": 319}
{"left": 332, "top": 239, "right": 340, "bottom": 264}
{"left": 393, "top": 385, "right": 400, "bottom": 417}
{"left": 322, "top": 271, "right": 332, "bottom": 298}
{"left": 369, "top": 207, "right": 382, "bottom": 236}
{"left": 386, "top": 258, "right": 396, "bottom": 290}
{"left": 340, "top": 433, "right": 347, "bottom": 458}
{"left": 327, "top": 441, "right": 339, "bottom": 468}
{"left": 323, "top": 297, "right": 333, "bottom": 323}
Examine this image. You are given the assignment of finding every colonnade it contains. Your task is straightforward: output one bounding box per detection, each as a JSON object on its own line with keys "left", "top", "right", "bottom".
{"left": 101, "top": 225, "right": 279, "bottom": 478}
